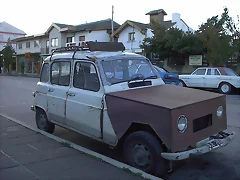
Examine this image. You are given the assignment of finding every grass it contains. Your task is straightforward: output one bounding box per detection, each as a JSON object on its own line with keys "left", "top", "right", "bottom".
{"left": 60, "top": 141, "right": 72, "bottom": 148}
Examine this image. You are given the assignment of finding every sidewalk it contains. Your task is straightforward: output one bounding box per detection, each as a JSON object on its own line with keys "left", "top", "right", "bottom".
{"left": 0, "top": 73, "right": 39, "bottom": 78}
{"left": 0, "top": 116, "right": 148, "bottom": 180}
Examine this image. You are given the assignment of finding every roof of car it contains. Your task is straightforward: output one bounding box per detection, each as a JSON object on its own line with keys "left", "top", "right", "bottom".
{"left": 43, "top": 51, "right": 145, "bottom": 63}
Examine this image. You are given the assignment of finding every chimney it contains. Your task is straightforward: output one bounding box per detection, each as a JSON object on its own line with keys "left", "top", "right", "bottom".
{"left": 145, "top": 9, "right": 167, "bottom": 23}
{"left": 172, "top": 13, "right": 181, "bottom": 23}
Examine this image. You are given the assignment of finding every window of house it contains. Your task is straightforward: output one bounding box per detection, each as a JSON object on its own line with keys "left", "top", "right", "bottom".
{"left": 51, "top": 61, "right": 71, "bottom": 86}
{"left": 73, "top": 62, "right": 100, "bottom": 92}
{"left": 40, "top": 63, "right": 49, "bottom": 83}
{"left": 26, "top": 42, "right": 30, "bottom": 48}
{"left": 79, "top": 36, "right": 85, "bottom": 41}
{"left": 51, "top": 38, "right": 58, "bottom": 47}
{"left": 192, "top": 69, "right": 206, "bottom": 75}
{"left": 18, "top": 43, "right": 22, "bottom": 49}
{"left": 34, "top": 40, "right": 39, "bottom": 47}
{"left": 67, "top": 37, "right": 75, "bottom": 43}
{"left": 128, "top": 32, "right": 135, "bottom": 41}
{"left": 46, "top": 40, "right": 49, "bottom": 47}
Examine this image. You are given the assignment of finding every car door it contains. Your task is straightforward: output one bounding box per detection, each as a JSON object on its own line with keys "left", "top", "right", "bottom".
{"left": 204, "top": 68, "right": 221, "bottom": 88}
{"left": 47, "top": 60, "right": 71, "bottom": 125}
{"left": 187, "top": 68, "right": 206, "bottom": 87}
{"left": 65, "top": 61, "right": 103, "bottom": 139}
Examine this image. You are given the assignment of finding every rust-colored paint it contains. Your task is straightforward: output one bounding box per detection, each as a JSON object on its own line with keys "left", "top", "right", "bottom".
{"left": 105, "top": 85, "right": 227, "bottom": 152}
{"left": 217, "top": 67, "right": 228, "bottom": 75}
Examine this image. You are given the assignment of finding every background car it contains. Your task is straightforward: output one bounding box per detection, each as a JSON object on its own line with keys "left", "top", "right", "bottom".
{"left": 179, "top": 67, "right": 240, "bottom": 94}
{"left": 153, "top": 65, "right": 180, "bottom": 86}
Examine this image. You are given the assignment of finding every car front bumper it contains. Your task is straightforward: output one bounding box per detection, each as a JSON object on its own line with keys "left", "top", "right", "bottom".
{"left": 161, "top": 131, "right": 235, "bottom": 160}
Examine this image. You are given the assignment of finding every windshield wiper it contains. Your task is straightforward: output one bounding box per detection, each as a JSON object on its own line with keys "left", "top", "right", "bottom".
{"left": 143, "top": 75, "right": 158, "bottom": 81}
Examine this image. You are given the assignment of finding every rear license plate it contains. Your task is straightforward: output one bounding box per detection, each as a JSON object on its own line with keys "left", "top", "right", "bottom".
{"left": 207, "top": 139, "right": 221, "bottom": 149}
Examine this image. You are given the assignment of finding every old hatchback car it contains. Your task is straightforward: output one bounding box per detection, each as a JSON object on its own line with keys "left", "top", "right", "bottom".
{"left": 31, "top": 42, "right": 235, "bottom": 177}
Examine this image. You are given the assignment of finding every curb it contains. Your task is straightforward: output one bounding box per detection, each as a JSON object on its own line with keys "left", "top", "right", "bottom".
{"left": 0, "top": 113, "right": 164, "bottom": 180}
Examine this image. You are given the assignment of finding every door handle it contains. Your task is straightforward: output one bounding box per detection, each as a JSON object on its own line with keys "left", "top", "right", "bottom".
{"left": 68, "top": 92, "right": 76, "bottom": 97}
{"left": 48, "top": 88, "right": 54, "bottom": 92}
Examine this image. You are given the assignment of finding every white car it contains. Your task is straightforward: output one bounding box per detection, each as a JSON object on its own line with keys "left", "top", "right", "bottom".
{"left": 179, "top": 67, "right": 240, "bottom": 94}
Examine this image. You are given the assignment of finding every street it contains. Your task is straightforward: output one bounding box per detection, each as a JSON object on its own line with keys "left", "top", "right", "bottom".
{"left": 0, "top": 75, "right": 240, "bottom": 180}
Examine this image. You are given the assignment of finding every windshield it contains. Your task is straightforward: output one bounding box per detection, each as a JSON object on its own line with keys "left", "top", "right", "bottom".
{"left": 223, "top": 68, "right": 239, "bottom": 76}
{"left": 101, "top": 58, "right": 158, "bottom": 84}
{"left": 154, "top": 66, "right": 167, "bottom": 73}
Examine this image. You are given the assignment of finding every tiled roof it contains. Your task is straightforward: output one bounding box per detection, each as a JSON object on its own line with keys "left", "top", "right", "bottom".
{"left": 54, "top": 23, "right": 72, "bottom": 29}
{"left": 76, "top": 19, "right": 120, "bottom": 31}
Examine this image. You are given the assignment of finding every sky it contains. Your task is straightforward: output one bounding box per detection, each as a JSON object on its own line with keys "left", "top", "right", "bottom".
{"left": 0, "top": 0, "right": 239, "bottom": 36}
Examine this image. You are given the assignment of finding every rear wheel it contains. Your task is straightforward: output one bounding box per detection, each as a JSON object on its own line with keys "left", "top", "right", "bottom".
{"left": 36, "top": 108, "right": 55, "bottom": 134}
{"left": 123, "top": 131, "right": 166, "bottom": 177}
{"left": 219, "top": 82, "right": 232, "bottom": 94}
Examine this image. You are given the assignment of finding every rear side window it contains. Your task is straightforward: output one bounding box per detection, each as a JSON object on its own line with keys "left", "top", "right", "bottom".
{"left": 40, "top": 63, "right": 49, "bottom": 83}
{"left": 51, "top": 61, "right": 71, "bottom": 86}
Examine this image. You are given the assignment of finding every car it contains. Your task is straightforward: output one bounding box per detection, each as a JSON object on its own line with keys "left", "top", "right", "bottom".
{"left": 179, "top": 67, "right": 240, "bottom": 94}
{"left": 153, "top": 65, "right": 179, "bottom": 86}
{"left": 31, "top": 42, "right": 235, "bottom": 177}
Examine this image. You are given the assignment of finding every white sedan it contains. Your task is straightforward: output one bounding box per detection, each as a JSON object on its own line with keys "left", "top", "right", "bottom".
{"left": 179, "top": 67, "right": 240, "bottom": 94}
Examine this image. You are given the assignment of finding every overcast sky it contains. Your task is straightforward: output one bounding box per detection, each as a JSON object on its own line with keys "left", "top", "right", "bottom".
{"left": 0, "top": 0, "right": 239, "bottom": 36}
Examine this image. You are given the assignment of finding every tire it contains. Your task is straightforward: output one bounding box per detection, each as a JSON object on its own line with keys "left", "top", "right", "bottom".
{"left": 178, "top": 80, "right": 186, "bottom": 87}
{"left": 36, "top": 108, "right": 55, "bottom": 134}
{"left": 219, "top": 82, "right": 232, "bottom": 94}
{"left": 123, "top": 131, "right": 166, "bottom": 177}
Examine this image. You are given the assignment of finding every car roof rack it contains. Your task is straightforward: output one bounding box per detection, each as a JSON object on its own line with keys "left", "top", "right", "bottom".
{"left": 49, "top": 42, "right": 126, "bottom": 61}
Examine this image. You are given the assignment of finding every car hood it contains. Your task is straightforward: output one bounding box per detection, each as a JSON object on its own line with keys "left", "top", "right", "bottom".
{"left": 106, "top": 84, "right": 223, "bottom": 110}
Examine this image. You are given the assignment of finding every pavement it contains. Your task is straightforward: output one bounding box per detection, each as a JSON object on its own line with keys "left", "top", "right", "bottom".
{"left": 0, "top": 75, "right": 240, "bottom": 180}
{"left": 0, "top": 116, "right": 147, "bottom": 180}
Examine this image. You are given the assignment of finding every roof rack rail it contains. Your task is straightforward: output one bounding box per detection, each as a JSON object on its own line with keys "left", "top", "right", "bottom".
{"left": 49, "top": 42, "right": 126, "bottom": 61}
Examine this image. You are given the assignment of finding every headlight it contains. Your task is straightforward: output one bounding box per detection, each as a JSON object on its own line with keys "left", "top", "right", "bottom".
{"left": 217, "top": 105, "right": 223, "bottom": 117}
{"left": 177, "top": 115, "right": 188, "bottom": 133}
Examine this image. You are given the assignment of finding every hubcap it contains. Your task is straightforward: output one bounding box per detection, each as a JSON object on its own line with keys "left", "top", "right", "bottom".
{"left": 132, "top": 144, "right": 151, "bottom": 168}
{"left": 39, "top": 114, "right": 47, "bottom": 130}
{"left": 178, "top": 82, "right": 183, "bottom": 86}
{"left": 221, "top": 84, "right": 229, "bottom": 93}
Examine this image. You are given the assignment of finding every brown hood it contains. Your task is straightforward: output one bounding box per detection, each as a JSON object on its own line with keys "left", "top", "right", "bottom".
{"left": 105, "top": 85, "right": 227, "bottom": 152}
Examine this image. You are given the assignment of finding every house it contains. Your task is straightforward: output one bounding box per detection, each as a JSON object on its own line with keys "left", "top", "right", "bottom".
{"left": 114, "top": 9, "right": 194, "bottom": 54}
{"left": 12, "top": 19, "right": 120, "bottom": 74}
{"left": 0, "top": 21, "right": 26, "bottom": 52}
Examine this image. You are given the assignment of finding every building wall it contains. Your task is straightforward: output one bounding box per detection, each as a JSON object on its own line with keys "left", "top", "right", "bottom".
{"left": 49, "top": 27, "right": 62, "bottom": 52}
{"left": 172, "top": 13, "right": 194, "bottom": 33}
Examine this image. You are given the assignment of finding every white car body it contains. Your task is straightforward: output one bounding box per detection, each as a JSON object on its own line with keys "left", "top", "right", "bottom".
{"left": 179, "top": 67, "right": 240, "bottom": 94}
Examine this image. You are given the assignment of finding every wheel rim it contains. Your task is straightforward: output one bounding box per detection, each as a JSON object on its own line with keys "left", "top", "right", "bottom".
{"left": 38, "top": 114, "right": 47, "bottom": 130}
{"left": 132, "top": 144, "right": 152, "bottom": 169}
{"left": 221, "top": 84, "right": 229, "bottom": 93}
{"left": 178, "top": 82, "right": 183, "bottom": 87}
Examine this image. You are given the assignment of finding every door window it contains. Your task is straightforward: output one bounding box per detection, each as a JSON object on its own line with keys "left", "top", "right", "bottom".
{"left": 73, "top": 62, "right": 100, "bottom": 92}
{"left": 40, "top": 63, "right": 49, "bottom": 83}
{"left": 206, "top": 68, "right": 220, "bottom": 75}
{"left": 192, "top": 69, "right": 206, "bottom": 75}
{"left": 50, "top": 61, "right": 71, "bottom": 86}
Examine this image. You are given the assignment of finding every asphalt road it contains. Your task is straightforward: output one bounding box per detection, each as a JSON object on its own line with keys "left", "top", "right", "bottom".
{"left": 0, "top": 75, "right": 240, "bottom": 180}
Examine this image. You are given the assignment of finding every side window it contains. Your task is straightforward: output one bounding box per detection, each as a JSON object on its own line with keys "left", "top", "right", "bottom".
{"left": 40, "top": 63, "right": 49, "bottom": 82}
{"left": 193, "top": 69, "right": 206, "bottom": 75}
{"left": 207, "top": 69, "right": 211, "bottom": 75}
{"left": 51, "top": 61, "right": 71, "bottom": 86}
{"left": 73, "top": 62, "right": 100, "bottom": 92}
{"left": 214, "top": 69, "right": 220, "bottom": 75}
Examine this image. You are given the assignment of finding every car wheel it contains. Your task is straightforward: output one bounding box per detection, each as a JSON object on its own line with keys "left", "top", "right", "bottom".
{"left": 219, "top": 82, "right": 232, "bottom": 94}
{"left": 178, "top": 80, "right": 186, "bottom": 87}
{"left": 123, "top": 131, "right": 166, "bottom": 177}
{"left": 36, "top": 108, "right": 55, "bottom": 134}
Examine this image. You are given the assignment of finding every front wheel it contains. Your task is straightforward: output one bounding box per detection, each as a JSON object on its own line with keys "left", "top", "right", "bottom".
{"left": 36, "top": 108, "right": 55, "bottom": 134}
{"left": 123, "top": 131, "right": 166, "bottom": 177}
{"left": 178, "top": 80, "right": 186, "bottom": 87}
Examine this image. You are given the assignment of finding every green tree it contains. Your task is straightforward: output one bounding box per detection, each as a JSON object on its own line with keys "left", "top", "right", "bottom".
{"left": 2, "top": 38, "right": 15, "bottom": 72}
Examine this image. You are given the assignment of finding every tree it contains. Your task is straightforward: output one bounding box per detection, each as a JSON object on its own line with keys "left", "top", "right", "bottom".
{"left": 2, "top": 38, "right": 15, "bottom": 72}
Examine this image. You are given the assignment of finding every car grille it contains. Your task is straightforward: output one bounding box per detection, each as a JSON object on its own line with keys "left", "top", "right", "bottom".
{"left": 193, "top": 114, "right": 212, "bottom": 133}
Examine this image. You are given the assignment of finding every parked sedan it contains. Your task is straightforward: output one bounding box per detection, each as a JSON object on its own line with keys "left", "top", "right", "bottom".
{"left": 153, "top": 65, "right": 180, "bottom": 86}
{"left": 179, "top": 67, "right": 240, "bottom": 94}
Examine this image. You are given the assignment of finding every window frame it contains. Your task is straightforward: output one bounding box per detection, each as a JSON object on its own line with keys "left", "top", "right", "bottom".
{"left": 73, "top": 61, "right": 100, "bottom": 92}
{"left": 18, "top": 43, "right": 22, "bottom": 49}
{"left": 40, "top": 63, "right": 49, "bottom": 83}
{"left": 50, "top": 60, "right": 71, "bottom": 86}
{"left": 51, "top": 38, "right": 59, "bottom": 47}
{"left": 79, "top": 36, "right": 85, "bottom": 41}
{"left": 26, "top": 42, "right": 30, "bottom": 48}
{"left": 128, "top": 32, "right": 135, "bottom": 41}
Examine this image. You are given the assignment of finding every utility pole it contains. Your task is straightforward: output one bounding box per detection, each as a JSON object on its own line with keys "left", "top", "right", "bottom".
{"left": 111, "top": 5, "right": 114, "bottom": 42}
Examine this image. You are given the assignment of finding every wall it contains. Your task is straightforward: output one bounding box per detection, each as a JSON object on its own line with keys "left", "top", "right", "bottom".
{"left": 49, "top": 27, "right": 61, "bottom": 52}
{"left": 16, "top": 39, "right": 41, "bottom": 54}
{"left": 118, "top": 26, "right": 146, "bottom": 52}
{"left": 172, "top": 13, "right": 194, "bottom": 33}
